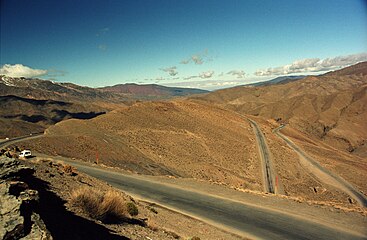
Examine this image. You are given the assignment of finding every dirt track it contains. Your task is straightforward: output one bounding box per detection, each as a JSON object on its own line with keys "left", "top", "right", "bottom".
{"left": 274, "top": 125, "right": 367, "bottom": 207}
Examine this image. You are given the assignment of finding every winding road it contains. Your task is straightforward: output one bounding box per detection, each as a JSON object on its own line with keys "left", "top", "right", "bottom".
{"left": 248, "top": 119, "right": 276, "bottom": 194}
{"left": 0, "top": 133, "right": 44, "bottom": 148}
{"left": 2, "top": 133, "right": 366, "bottom": 239}
{"left": 274, "top": 125, "right": 367, "bottom": 207}
{"left": 61, "top": 160, "right": 366, "bottom": 240}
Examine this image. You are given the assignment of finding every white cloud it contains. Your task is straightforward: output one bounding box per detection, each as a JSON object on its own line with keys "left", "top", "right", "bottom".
{"left": 199, "top": 70, "right": 214, "bottom": 79}
{"left": 0, "top": 64, "right": 48, "bottom": 78}
{"left": 181, "top": 49, "right": 210, "bottom": 65}
{"left": 227, "top": 70, "right": 246, "bottom": 79}
{"left": 254, "top": 53, "right": 367, "bottom": 76}
{"left": 160, "top": 66, "right": 178, "bottom": 76}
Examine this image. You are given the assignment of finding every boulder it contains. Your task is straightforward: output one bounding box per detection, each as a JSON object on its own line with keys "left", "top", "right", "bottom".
{"left": 0, "top": 157, "right": 52, "bottom": 240}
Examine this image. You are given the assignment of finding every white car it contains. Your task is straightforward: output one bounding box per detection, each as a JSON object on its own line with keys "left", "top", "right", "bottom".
{"left": 19, "top": 150, "right": 32, "bottom": 158}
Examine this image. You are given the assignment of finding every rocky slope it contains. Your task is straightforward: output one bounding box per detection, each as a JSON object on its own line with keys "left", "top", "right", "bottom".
{"left": 0, "top": 156, "right": 52, "bottom": 239}
{"left": 0, "top": 150, "right": 241, "bottom": 240}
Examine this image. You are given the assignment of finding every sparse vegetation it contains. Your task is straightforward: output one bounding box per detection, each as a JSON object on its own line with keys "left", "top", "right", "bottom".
{"left": 70, "top": 187, "right": 136, "bottom": 223}
{"left": 126, "top": 202, "right": 139, "bottom": 216}
{"left": 148, "top": 206, "right": 158, "bottom": 214}
{"left": 63, "top": 164, "right": 77, "bottom": 176}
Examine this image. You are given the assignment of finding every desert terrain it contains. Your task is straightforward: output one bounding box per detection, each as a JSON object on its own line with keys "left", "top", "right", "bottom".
{"left": 1, "top": 62, "right": 367, "bottom": 239}
{"left": 9, "top": 63, "right": 366, "bottom": 208}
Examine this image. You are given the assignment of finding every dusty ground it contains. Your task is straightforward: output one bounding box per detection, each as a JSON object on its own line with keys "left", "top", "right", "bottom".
{"left": 21, "top": 157, "right": 245, "bottom": 240}
{"left": 279, "top": 126, "right": 367, "bottom": 199}
{"left": 17, "top": 100, "right": 367, "bottom": 208}
{"left": 10, "top": 63, "right": 367, "bottom": 210}
{"left": 21, "top": 100, "right": 263, "bottom": 191}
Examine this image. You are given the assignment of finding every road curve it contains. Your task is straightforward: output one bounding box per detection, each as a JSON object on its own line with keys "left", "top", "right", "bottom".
{"left": 248, "top": 119, "right": 276, "bottom": 194}
{"left": 64, "top": 161, "right": 365, "bottom": 240}
{"left": 0, "top": 133, "right": 44, "bottom": 148}
{"left": 274, "top": 125, "right": 367, "bottom": 208}
{"left": 2, "top": 135, "right": 366, "bottom": 239}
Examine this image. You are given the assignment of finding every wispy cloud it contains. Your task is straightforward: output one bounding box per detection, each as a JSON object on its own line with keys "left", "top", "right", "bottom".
{"left": 46, "top": 69, "right": 68, "bottom": 78}
{"left": 155, "top": 77, "right": 165, "bottom": 81}
{"left": 98, "top": 44, "right": 108, "bottom": 51}
{"left": 160, "top": 66, "right": 178, "bottom": 76}
{"left": 163, "top": 78, "right": 251, "bottom": 90}
{"left": 184, "top": 75, "right": 198, "bottom": 80}
{"left": 181, "top": 49, "right": 211, "bottom": 65}
{"left": 227, "top": 70, "right": 246, "bottom": 79}
{"left": 254, "top": 53, "right": 367, "bottom": 76}
{"left": 96, "top": 27, "right": 109, "bottom": 37}
{"left": 199, "top": 70, "right": 214, "bottom": 78}
{"left": 0, "top": 64, "right": 48, "bottom": 78}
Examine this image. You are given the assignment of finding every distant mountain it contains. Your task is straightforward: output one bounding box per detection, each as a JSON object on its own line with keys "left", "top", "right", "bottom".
{"left": 99, "top": 83, "right": 209, "bottom": 98}
{"left": 197, "top": 62, "right": 367, "bottom": 155}
{"left": 0, "top": 76, "right": 208, "bottom": 137}
{"left": 247, "top": 75, "right": 306, "bottom": 87}
{"left": 323, "top": 61, "right": 367, "bottom": 76}
{"left": 0, "top": 76, "right": 124, "bottom": 104}
{"left": 0, "top": 76, "right": 208, "bottom": 103}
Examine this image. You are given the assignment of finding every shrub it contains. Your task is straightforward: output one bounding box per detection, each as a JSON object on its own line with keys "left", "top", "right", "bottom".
{"left": 70, "top": 187, "right": 136, "bottom": 223}
{"left": 63, "top": 164, "right": 77, "bottom": 176}
{"left": 126, "top": 202, "right": 139, "bottom": 216}
{"left": 148, "top": 206, "right": 158, "bottom": 214}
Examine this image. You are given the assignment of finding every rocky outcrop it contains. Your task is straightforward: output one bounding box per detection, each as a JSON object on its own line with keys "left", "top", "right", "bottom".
{"left": 0, "top": 157, "right": 52, "bottom": 240}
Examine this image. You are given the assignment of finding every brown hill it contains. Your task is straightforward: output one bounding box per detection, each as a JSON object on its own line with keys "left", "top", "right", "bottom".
{"left": 23, "top": 100, "right": 264, "bottom": 191}
{"left": 0, "top": 75, "right": 207, "bottom": 104}
{"left": 197, "top": 62, "right": 367, "bottom": 155}
{"left": 0, "top": 95, "right": 105, "bottom": 138}
{"left": 0, "top": 76, "right": 125, "bottom": 104}
{"left": 0, "top": 76, "right": 208, "bottom": 138}
{"left": 20, "top": 99, "right": 367, "bottom": 205}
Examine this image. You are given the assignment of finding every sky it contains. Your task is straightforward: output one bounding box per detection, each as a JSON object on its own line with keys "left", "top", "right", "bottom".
{"left": 1, "top": 0, "right": 367, "bottom": 90}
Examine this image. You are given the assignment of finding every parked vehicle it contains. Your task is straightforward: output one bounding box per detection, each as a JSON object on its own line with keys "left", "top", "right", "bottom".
{"left": 19, "top": 150, "right": 32, "bottom": 158}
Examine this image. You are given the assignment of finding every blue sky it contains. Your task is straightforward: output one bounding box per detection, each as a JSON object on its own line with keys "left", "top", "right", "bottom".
{"left": 1, "top": 0, "right": 366, "bottom": 90}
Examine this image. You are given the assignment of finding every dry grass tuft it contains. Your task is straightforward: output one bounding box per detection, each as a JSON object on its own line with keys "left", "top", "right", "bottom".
{"left": 70, "top": 187, "right": 138, "bottom": 223}
{"left": 63, "top": 164, "right": 77, "bottom": 176}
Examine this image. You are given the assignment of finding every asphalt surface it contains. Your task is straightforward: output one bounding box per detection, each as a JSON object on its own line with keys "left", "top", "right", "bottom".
{"left": 0, "top": 133, "right": 44, "bottom": 148}
{"left": 248, "top": 119, "right": 276, "bottom": 194}
{"left": 65, "top": 161, "right": 365, "bottom": 240}
{"left": 274, "top": 125, "right": 367, "bottom": 208}
{"left": 3, "top": 133, "right": 366, "bottom": 239}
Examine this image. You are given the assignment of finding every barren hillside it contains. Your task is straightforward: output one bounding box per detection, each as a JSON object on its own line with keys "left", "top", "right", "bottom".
{"left": 23, "top": 100, "right": 264, "bottom": 191}
{"left": 197, "top": 62, "right": 367, "bottom": 156}
{"left": 19, "top": 98, "right": 367, "bottom": 205}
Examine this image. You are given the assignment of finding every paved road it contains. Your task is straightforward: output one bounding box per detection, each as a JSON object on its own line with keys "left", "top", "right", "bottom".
{"left": 4, "top": 133, "right": 366, "bottom": 239}
{"left": 0, "top": 133, "right": 44, "bottom": 148}
{"left": 248, "top": 119, "right": 276, "bottom": 194}
{"left": 63, "top": 160, "right": 365, "bottom": 240}
{"left": 274, "top": 125, "right": 367, "bottom": 208}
